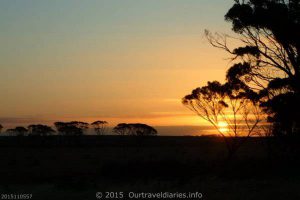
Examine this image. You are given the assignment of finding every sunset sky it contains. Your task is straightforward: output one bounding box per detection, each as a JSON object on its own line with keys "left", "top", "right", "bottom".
{"left": 0, "top": 0, "right": 234, "bottom": 133}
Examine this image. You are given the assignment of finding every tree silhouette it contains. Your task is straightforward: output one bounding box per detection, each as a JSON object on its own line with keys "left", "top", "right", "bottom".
{"left": 112, "top": 123, "right": 129, "bottom": 136}
{"left": 69, "top": 121, "right": 89, "bottom": 131}
{"left": 27, "top": 124, "right": 55, "bottom": 136}
{"left": 134, "top": 123, "right": 157, "bottom": 136}
{"left": 0, "top": 124, "right": 3, "bottom": 133}
{"left": 91, "top": 121, "right": 108, "bottom": 135}
{"left": 54, "top": 121, "right": 89, "bottom": 136}
{"left": 183, "top": 81, "right": 265, "bottom": 157}
{"left": 205, "top": 0, "right": 300, "bottom": 136}
{"left": 6, "top": 126, "right": 27, "bottom": 136}
{"left": 113, "top": 123, "right": 157, "bottom": 136}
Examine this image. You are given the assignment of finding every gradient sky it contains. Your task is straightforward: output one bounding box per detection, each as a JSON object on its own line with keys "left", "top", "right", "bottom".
{"left": 0, "top": 0, "right": 234, "bottom": 130}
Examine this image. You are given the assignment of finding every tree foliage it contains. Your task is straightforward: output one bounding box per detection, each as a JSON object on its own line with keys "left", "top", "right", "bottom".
{"left": 183, "top": 81, "right": 265, "bottom": 156}
{"left": 6, "top": 126, "right": 28, "bottom": 136}
{"left": 206, "top": 0, "right": 300, "bottom": 136}
{"left": 91, "top": 121, "right": 108, "bottom": 135}
{"left": 113, "top": 123, "right": 157, "bottom": 136}
{"left": 54, "top": 121, "right": 89, "bottom": 136}
{"left": 27, "top": 124, "right": 55, "bottom": 136}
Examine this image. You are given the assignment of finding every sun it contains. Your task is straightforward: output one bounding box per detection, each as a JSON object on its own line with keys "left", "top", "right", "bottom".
{"left": 218, "top": 121, "right": 229, "bottom": 133}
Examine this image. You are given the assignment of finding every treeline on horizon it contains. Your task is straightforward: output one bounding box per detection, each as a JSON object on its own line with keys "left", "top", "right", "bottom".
{"left": 0, "top": 121, "right": 157, "bottom": 137}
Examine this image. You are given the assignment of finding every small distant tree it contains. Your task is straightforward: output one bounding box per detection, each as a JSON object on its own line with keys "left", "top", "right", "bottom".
{"left": 91, "top": 121, "right": 108, "bottom": 135}
{"left": 54, "top": 121, "right": 89, "bottom": 136}
{"left": 183, "top": 81, "right": 265, "bottom": 157}
{"left": 113, "top": 123, "right": 157, "bottom": 136}
{"left": 27, "top": 124, "right": 55, "bottom": 136}
{"left": 6, "top": 126, "right": 28, "bottom": 136}
{"left": 60, "top": 126, "right": 83, "bottom": 136}
{"left": 0, "top": 124, "right": 3, "bottom": 133}
{"left": 134, "top": 124, "right": 158, "bottom": 136}
{"left": 69, "top": 121, "right": 89, "bottom": 131}
{"left": 112, "top": 123, "right": 129, "bottom": 136}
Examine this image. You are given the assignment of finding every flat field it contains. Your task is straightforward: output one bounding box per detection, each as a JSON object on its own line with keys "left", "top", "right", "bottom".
{"left": 0, "top": 136, "right": 299, "bottom": 200}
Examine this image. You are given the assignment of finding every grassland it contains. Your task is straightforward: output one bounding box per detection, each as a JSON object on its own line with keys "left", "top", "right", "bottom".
{"left": 0, "top": 136, "right": 299, "bottom": 200}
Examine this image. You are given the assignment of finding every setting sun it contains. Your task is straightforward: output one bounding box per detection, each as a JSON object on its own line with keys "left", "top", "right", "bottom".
{"left": 218, "top": 121, "right": 229, "bottom": 133}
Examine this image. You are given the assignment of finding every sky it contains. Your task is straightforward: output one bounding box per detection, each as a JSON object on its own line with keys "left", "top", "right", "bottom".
{"left": 0, "top": 0, "right": 235, "bottom": 134}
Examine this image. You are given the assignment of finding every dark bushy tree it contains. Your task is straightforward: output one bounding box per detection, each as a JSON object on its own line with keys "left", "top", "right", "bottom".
{"left": 0, "top": 124, "right": 3, "bottom": 133}
{"left": 206, "top": 0, "right": 300, "bottom": 136}
{"left": 6, "top": 126, "right": 27, "bottom": 136}
{"left": 54, "top": 121, "right": 89, "bottom": 136}
{"left": 27, "top": 124, "right": 55, "bottom": 136}
{"left": 113, "top": 123, "right": 157, "bottom": 136}
{"left": 112, "top": 123, "right": 128, "bottom": 136}
{"left": 91, "top": 121, "right": 108, "bottom": 135}
{"left": 70, "top": 121, "right": 89, "bottom": 130}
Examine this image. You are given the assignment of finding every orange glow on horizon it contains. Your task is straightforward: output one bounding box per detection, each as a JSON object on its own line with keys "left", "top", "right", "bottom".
{"left": 217, "top": 121, "right": 229, "bottom": 134}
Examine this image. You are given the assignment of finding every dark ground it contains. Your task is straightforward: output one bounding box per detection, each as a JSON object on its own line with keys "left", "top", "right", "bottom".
{"left": 0, "top": 136, "right": 299, "bottom": 200}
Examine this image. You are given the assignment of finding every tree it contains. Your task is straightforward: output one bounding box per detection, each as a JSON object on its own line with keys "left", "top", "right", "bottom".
{"left": 133, "top": 123, "right": 158, "bottom": 136}
{"left": 0, "top": 124, "right": 3, "bottom": 133}
{"left": 91, "top": 121, "right": 108, "bottom": 135}
{"left": 113, "top": 123, "right": 157, "bottom": 136}
{"left": 6, "top": 126, "right": 28, "bottom": 136}
{"left": 182, "top": 81, "right": 265, "bottom": 157}
{"left": 205, "top": 0, "right": 300, "bottom": 136}
{"left": 69, "top": 121, "right": 89, "bottom": 131}
{"left": 54, "top": 121, "right": 89, "bottom": 136}
{"left": 112, "top": 123, "right": 129, "bottom": 136}
{"left": 27, "top": 124, "right": 55, "bottom": 136}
